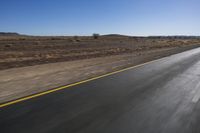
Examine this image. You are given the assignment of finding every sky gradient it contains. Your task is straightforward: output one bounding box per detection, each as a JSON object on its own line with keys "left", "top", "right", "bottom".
{"left": 0, "top": 0, "right": 199, "bottom": 36}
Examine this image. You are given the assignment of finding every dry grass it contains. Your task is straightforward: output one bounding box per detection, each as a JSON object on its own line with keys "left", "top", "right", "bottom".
{"left": 0, "top": 35, "right": 199, "bottom": 70}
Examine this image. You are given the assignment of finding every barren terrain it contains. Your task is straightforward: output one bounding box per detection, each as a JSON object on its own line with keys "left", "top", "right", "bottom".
{"left": 1, "top": 35, "right": 200, "bottom": 70}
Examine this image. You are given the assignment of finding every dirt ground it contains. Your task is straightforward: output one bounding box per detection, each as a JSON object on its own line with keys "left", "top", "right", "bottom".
{"left": 0, "top": 35, "right": 200, "bottom": 70}
{"left": 0, "top": 34, "right": 200, "bottom": 104}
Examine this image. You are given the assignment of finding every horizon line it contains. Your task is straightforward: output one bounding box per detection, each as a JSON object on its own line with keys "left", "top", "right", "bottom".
{"left": 1, "top": 32, "right": 200, "bottom": 37}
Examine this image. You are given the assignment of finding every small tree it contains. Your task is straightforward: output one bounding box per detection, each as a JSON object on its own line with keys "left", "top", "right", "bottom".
{"left": 93, "top": 33, "right": 100, "bottom": 39}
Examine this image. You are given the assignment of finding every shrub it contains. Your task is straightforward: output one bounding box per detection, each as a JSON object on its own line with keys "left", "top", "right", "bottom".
{"left": 5, "top": 44, "right": 12, "bottom": 48}
{"left": 93, "top": 33, "right": 100, "bottom": 39}
{"left": 73, "top": 36, "right": 81, "bottom": 42}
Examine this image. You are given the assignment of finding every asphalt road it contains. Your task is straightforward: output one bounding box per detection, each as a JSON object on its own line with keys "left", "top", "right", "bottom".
{"left": 1, "top": 47, "right": 200, "bottom": 133}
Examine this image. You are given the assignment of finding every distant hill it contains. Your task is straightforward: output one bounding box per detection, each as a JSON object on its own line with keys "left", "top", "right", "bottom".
{"left": 102, "top": 34, "right": 129, "bottom": 37}
{"left": 0, "top": 32, "right": 20, "bottom": 36}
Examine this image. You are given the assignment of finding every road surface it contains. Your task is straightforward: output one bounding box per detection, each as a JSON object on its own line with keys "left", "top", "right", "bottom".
{"left": 1, "top": 47, "right": 200, "bottom": 133}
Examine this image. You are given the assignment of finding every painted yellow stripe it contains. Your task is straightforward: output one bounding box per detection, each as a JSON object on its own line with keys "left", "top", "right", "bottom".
{"left": 0, "top": 58, "right": 163, "bottom": 108}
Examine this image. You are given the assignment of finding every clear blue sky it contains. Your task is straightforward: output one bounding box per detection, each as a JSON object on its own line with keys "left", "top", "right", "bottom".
{"left": 0, "top": 0, "right": 199, "bottom": 36}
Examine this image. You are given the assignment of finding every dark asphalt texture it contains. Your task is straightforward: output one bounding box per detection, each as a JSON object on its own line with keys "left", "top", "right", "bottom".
{"left": 1, "top": 48, "right": 200, "bottom": 133}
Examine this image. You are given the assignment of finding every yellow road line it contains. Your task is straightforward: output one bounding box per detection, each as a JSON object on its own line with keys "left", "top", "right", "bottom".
{"left": 0, "top": 58, "right": 163, "bottom": 108}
